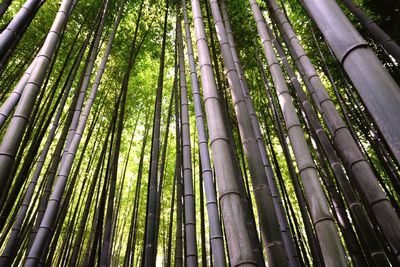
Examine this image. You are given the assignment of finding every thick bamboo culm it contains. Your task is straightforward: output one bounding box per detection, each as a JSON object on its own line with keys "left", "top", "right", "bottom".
{"left": 266, "top": 0, "right": 400, "bottom": 262}
{"left": 0, "top": 0, "right": 399, "bottom": 266}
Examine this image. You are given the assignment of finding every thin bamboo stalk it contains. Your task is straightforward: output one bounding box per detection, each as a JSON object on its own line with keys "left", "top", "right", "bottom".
{"left": 190, "top": 0, "right": 258, "bottom": 265}
{"left": 270, "top": 20, "right": 391, "bottom": 265}
{"left": 208, "top": 0, "right": 287, "bottom": 265}
{"left": 339, "top": 0, "right": 400, "bottom": 62}
{"left": 250, "top": 1, "right": 348, "bottom": 266}
{"left": 23, "top": 0, "right": 123, "bottom": 264}
{"left": 219, "top": 1, "right": 299, "bottom": 265}
{"left": 266, "top": 0, "right": 400, "bottom": 260}
{"left": 177, "top": 9, "right": 198, "bottom": 266}
{"left": 0, "top": 0, "right": 74, "bottom": 196}
{"left": 181, "top": 0, "right": 226, "bottom": 265}
{"left": 174, "top": 77, "right": 183, "bottom": 267}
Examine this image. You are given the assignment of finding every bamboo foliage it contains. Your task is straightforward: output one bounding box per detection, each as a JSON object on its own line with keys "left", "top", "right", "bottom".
{"left": 124, "top": 115, "right": 150, "bottom": 267}
{"left": 0, "top": 0, "right": 399, "bottom": 265}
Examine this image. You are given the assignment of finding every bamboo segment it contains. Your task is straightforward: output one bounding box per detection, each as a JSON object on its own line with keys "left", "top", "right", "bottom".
{"left": 143, "top": 3, "right": 168, "bottom": 265}
{"left": 208, "top": 0, "right": 288, "bottom": 265}
{"left": 0, "top": 60, "right": 35, "bottom": 128}
{"left": 174, "top": 70, "right": 183, "bottom": 267}
{"left": 339, "top": 0, "right": 400, "bottom": 62}
{"left": 0, "top": 0, "right": 75, "bottom": 198}
{"left": 250, "top": 1, "right": 348, "bottom": 266}
{"left": 301, "top": 0, "right": 400, "bottom": 171}
{"left": 0, "top": 34, "right": 91, "bottom": 267}
{"left": 24, "top": 0, "right": 122, "bottom": 264}
{"left": 267, "top": 0, "right": 400, "bottom": 261}
{"left": 191, "top": 0, "right": 258, "bottom": 265}
{"left": 181, "top": 0, "right": 227, "bottom": 265}
{"left": 0, "top": 0, "right": 42, "bottom": 61}
{"left": 176, "top": 8, "right": 198, "bottom": 266}
{"left": 218, "top": 1, "right": 299, "bottom": 265}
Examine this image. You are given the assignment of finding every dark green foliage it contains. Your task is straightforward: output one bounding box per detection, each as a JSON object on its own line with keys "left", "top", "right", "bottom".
{"left": 0, "top": 0, "right": 399, "bottom": 266}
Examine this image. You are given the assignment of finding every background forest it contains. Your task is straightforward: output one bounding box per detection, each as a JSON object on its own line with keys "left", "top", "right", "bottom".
{"left": 0, "top": 0, "right": 399, "bottom": 266}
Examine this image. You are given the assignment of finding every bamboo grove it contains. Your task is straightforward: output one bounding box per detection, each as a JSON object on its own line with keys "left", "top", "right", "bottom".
{"left": 0, "top": 0, "right": 399, "bottom": 265}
